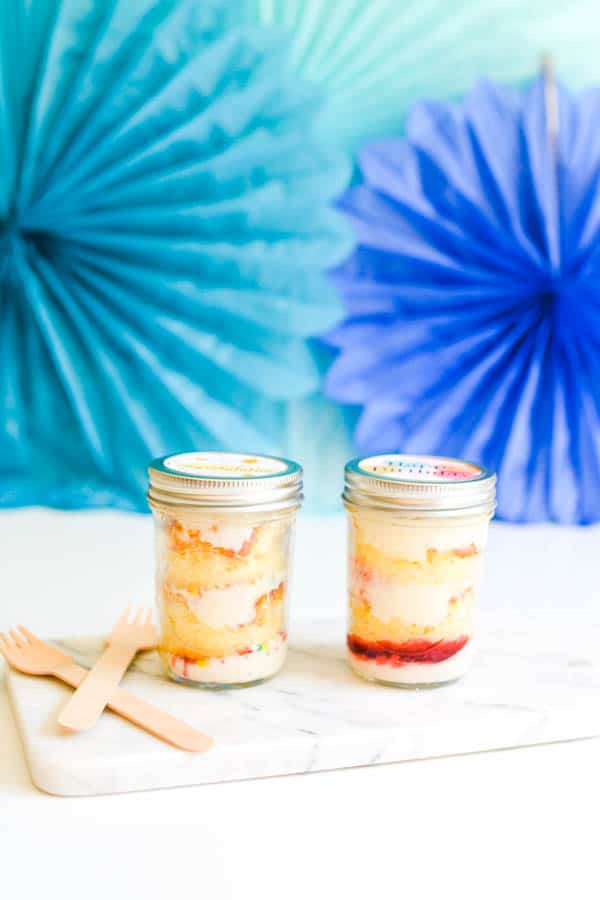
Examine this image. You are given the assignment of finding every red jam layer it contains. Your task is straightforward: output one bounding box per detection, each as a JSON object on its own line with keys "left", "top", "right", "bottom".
{"left": 347, "top": 634, "right": 469, "bottom": 667}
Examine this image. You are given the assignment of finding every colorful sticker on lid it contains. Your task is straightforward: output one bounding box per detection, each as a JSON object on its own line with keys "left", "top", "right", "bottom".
{"left": 358, "top": 454, "right": 484, "bottom": 483}
{"left": 162, "top": 452, "right": 289, "bottom": 479}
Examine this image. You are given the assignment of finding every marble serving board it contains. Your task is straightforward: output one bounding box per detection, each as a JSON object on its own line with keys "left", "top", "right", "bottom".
{"left": 6, "top": 615, "right": 600, "bottom": 796}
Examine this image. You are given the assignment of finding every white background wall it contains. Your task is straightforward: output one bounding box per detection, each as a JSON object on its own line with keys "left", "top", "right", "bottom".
{"left": 1, "top": 508, "right": 598, "bottom": 634}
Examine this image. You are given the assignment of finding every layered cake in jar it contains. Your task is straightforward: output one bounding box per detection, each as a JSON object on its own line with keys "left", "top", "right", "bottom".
{"left": 148, "top": 452, "right": 302, "bottom": 687}
{"left": 343, "top": 454, "right": 496, "bottom": 687}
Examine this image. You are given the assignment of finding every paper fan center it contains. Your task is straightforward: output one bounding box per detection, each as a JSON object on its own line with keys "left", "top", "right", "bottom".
{"left": 538, "top": 278, "right": 586, "bottom": 335}
{"left": 1, "top": 213, "right": 62, "bottom": 272}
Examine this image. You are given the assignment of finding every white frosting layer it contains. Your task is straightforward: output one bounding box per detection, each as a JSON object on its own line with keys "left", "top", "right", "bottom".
{"left": 363, "top": 578, "right": 461, "bottom": 627}
{"left": 354, "top": 517, "right": 489, "bottom": 561}
{"left": 182, "top": 574, "right": 284, "bottom": 628}
{"left": 349, "top": 641, "right": 473, "bottom": 685}
{"left": 194, "top": 521, "right": 255, "bottom": 553}
{"left": 351, "top": 562, "right": 481, "bottom": 627}
{"left": 168, "top": 637, "right": 287, "bottom": 685}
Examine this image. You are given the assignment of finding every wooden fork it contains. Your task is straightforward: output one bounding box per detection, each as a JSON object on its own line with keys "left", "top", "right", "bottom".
{"left": 58, "top": 607, "right": 158, "bottom": 732}
{"left": 0, "top": 626, "right": 212, "bottom": 752}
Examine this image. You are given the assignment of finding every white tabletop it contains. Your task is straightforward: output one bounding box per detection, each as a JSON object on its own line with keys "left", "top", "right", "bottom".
{"left": 1, "top": 510, "right": 598, "bottom": 898}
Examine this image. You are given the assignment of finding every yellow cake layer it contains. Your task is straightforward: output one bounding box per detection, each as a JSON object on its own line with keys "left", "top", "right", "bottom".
{"left": 164, "top": 522, "right": 288, "bottom": 591}
{"left": 352, "top": 541, "right": 482, "bottom": 586}
{"left": 348, "top": 588, "right": 476, "bottom": 644}
{"left": 159, "top": 585, "right": 286, "bottom": 659}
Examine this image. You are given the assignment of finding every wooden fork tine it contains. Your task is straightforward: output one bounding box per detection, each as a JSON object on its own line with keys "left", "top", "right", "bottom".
{"left": 18, "top": 625, "right": 37, "bottom": 643}
{"left": 9, "top": 629, "right": 23, "bottom": 648}
{"left": 145, "top": 609, "right": 153, "bottom": 625}
{"left": 0, "top": 632, "right": 16, "bottom": 662}
{"left": 134, "top": 607, "right": 144, "bottom": 625}
{"left": 119, "top": 606, "right": 132, "bottom": 625}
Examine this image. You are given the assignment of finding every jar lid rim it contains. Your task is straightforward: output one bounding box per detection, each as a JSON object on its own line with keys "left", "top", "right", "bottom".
{"left": 149, "top": 450, "right": 301, "bottom": 482}
{"left": 148, "top": 450, "right": 303, "bottom": 511}
{"left": 344, "top": 453, "right": 496, "bottom": 514}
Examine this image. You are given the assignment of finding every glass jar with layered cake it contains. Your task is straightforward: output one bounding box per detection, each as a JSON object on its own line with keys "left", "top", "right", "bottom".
{"left": 148, "top": 452, "right": 302, "bottom": 688}
{"left": 344, "top": 454, "right": 496, "bottom": 688}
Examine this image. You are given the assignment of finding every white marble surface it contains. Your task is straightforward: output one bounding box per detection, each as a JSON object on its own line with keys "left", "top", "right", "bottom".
{"left": 7, "top": 612, "right": 600, "bottom": 796}
{"left": 2, "top": 511, "right": 600, "bottom": 899}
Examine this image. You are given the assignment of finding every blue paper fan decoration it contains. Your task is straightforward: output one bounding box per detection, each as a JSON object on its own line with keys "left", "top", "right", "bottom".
{"left": 326, "top": 75, "right": 600, "bottom": 524}
{"left": 244, "top": 0, "right": 600, "bottom": 151}
{"left": 0, "top": 0, "right": 352, "bottom": 511}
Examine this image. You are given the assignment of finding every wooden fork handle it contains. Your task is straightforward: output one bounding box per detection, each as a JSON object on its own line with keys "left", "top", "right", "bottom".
{"left": 58, "top": 643, "right": 137, "bottom": 732}
{"left": 53, "top": 662, "right": 213, "bottom": 752}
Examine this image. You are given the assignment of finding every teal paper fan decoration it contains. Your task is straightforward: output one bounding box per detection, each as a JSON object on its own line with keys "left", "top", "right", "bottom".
{"left": 0, "top": 0, "right": 352, "bottom": 511}
{"left": 244, "top": 0, "right": 600, "bottom": 150}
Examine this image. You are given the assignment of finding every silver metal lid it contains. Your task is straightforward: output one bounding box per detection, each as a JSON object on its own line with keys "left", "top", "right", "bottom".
{"left": 344, "top": 453, "right": 496, "bottom": 517}
{"left": 148, "top": 451, "right": 303, "bottom": 512}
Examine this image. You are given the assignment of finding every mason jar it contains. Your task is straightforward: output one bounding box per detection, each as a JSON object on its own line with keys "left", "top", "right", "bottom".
{"left": 344, "top": 454, "right": 496, "bottom": 688}
{"left": 148, "top": 452, "right": 302, "bottom": 688}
